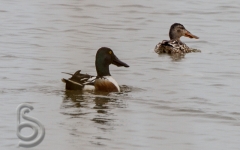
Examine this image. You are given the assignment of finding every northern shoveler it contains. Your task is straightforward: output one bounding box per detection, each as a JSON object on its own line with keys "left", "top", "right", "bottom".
{"left": 62, "top": 47, "right": 129, "bottom": 92}
{"left": 154, "top": 23, "right": 200, "bottom": 55}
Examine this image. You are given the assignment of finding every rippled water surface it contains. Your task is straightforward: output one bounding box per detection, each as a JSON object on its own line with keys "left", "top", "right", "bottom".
{"left": 1, "top": 0, "right": 240, "bottom": 150}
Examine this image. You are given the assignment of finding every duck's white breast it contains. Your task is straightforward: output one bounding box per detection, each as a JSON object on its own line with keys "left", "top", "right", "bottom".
{"left": 83, "top": 85, "right": 95, "bottom": 91}
{"left": 102, "top": 76, "right": 120, "bottom": 92}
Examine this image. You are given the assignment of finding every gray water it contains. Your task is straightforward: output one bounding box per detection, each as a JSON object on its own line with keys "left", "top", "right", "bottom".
{"left": 1, "top": 0, "right": 240, "bottom": 150}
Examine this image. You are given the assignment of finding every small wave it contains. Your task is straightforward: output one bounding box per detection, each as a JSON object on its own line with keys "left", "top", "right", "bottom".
{"left": 85, "top": 4, "right": 109, "bottom": 8}
{"left": 230, "top": 112, "right": 240, "bottom": 116}
{"left": 189, "top": 97, "right": 208, "bottom": 101}
{"left": 63, "top": 29, "right": 79, "bottom": 32}
{"left": 151, "top": 68, "right": 170, "bottom": 71}
{"left": 119, "top": 4, "right": 152, "bottom": 9}
{"left": 150, "top": 12, "right": 181, "bottom": 15}
{"left": 0, "top": 10, "right": 7, "bottom": 12}
{"left": 184, "top": 11, "right": 221, "bottom": 15}
{"left": 94, "top": 136, "right": 111, "bottom": 141}
{"left": 122, "top": 10, "right": 147, "bottom": 14}
{"left": 173, "top": 108, "right": 204, "bottom": 113}
{"left": 1, "top": 55, "right": 18, "bottom": 58}
{"left": 210, "top": 83, "right": 227, "bottom": 87}
{"left": 30, "top": 68, "right": 43, "bottom": 70}
{"left": 54, "top": 3, "right": 79, "bottom": 8}
{"left": 70, "top": 15, "right": 96, "bottom": 19}
{"left": 30, "top": 44, "right": 44, "bottom": 47}
{"left": 218, "top": 5, "right": 240, "bottom": 9}
{"left": 125, "top": 28, "right": 141, "bottom": 31}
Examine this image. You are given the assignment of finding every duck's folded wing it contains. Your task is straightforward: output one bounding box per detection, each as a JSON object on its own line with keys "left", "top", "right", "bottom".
{"left": 62, "top": 70, "right": 96, "bottom": 90}
{"left": 155, "top": 40, "right": 175, "bottom": 54}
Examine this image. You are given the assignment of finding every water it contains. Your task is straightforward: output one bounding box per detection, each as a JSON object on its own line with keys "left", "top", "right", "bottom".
{"left": 1, "top": 0, "right": 240, "bottom": 149}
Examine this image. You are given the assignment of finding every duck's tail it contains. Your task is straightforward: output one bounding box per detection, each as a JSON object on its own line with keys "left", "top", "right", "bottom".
{"left": 61, "top": 70, "right": 95, "bottom": 90}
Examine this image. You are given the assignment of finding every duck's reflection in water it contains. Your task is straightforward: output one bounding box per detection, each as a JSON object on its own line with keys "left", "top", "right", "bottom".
{"left": 170, "top": 53, "right": 185, "bottom": 61}
{"left": 61, "top": 90, "right": 127, "bottom": 126}
{"left": 158, "top": 50, "right": 200, "bottom": 61}
{"left": 157, "top": 53, "right": 185, "bottom": 61}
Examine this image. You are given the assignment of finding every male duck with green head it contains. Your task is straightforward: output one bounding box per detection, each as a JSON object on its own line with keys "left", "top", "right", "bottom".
{"left": 62, "top": 47, "right": 129, "bottom": 92}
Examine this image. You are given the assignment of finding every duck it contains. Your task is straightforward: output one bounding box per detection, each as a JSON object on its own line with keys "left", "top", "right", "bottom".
{"left": 154, "top": 23, "right": 200, "bottom": 55}
{"left": 62, "top": 47, "right": 129, "bottom": 92}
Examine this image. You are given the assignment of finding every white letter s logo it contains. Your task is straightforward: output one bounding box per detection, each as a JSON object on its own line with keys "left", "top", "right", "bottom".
{"left": 16, "top": 103, "right": 45, "bottom": 147}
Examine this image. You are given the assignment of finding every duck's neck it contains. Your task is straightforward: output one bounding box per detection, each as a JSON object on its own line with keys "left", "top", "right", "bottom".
{"left": 171, "top": 37, "right": 180, "bottom": 41}
{"left": 95, "top": 60, "right": 111, "bottom": 77}
{"left": 169, "top": 31, "right": 181, "bottom": 41}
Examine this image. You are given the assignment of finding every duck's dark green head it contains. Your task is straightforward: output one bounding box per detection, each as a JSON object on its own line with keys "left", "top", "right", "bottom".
{"left": 95, "top": 47, "right": 129, "bottom": 77}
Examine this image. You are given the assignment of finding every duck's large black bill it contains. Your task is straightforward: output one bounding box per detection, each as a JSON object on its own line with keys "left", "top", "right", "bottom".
{"left": 112, "top": 54, "right": 129, "bottom": 67}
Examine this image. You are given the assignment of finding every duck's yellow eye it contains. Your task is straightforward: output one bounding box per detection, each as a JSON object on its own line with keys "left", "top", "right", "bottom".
{"left": 109, "top": 51, "right": 112, "bottom": 54}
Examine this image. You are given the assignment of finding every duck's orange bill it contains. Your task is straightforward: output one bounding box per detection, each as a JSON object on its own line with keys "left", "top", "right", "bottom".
{"left": 184, "top": 31, "right": 199, "bottom": 39}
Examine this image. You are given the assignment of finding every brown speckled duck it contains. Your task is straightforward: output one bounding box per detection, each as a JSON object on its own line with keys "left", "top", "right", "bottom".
{"left": 154, "top": 23, "right": 200, "bottom": 55}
